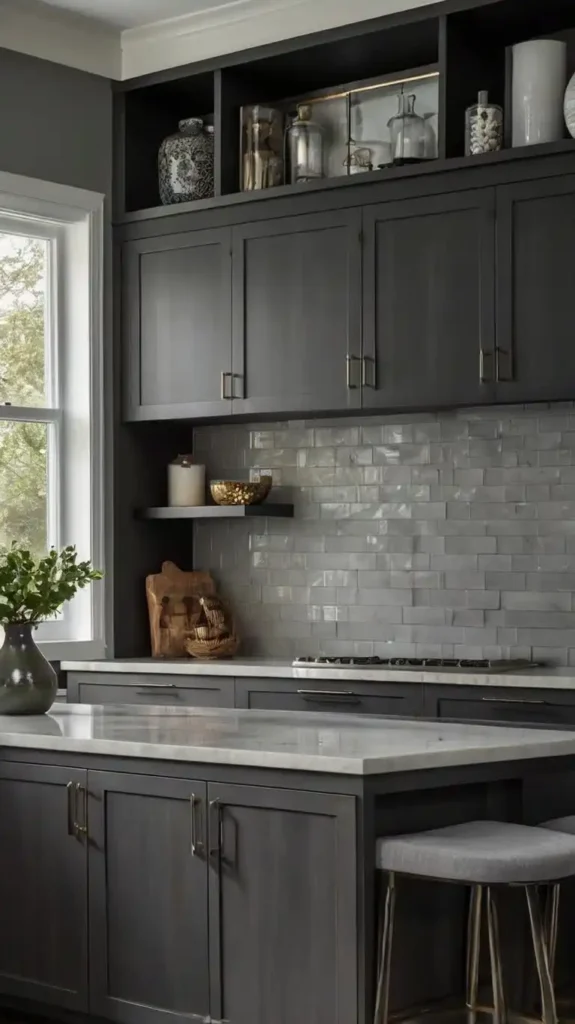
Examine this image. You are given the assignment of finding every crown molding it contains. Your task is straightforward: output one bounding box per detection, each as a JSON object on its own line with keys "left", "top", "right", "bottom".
{"left": 120, "top": 0, "right": 436, "bottom": 79}
{"left": 0, "top": 0, "right": 121, "bottom": 79}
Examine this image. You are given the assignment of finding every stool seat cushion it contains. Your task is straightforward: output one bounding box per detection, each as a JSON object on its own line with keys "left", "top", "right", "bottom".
{"left": 540, "top": 816, "right": 575, "bottom": 835}
{"left": 375, "top": 820, "right": 575, "bottom": 884}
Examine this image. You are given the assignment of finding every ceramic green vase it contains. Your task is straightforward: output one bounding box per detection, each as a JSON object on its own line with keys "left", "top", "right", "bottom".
{"left": 0, "top": 623, "right": 57, "bottom": 714}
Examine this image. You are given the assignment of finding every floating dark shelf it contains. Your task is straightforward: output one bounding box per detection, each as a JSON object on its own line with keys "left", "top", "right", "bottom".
{"left": 118, "top": 139, "right": 575, "bottom": 224}
{"left": 138, "top": 504, "right": 294, "bottom": 519}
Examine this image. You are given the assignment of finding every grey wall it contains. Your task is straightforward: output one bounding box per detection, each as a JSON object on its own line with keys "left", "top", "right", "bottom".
{"left": 0, "top": 47, "right": 113, "bottom": 652}
{"left": 194, "top": 405, "right": 575, "bottom": 666}
{"left": 0, "top": 48, "right": 112, "bottom": 194}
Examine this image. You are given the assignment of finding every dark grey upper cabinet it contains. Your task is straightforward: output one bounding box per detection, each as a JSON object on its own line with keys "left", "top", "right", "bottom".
{"left": 124, "top": 228, "right": 232, "bottom": 420}
{"left": 495, "top": 175, "right": 575, "bottom": 403}
{"left": 362, "top": 189, "right": 496, "bottom": 410}
{"left": 231, "top": 210, "right": 362, "bottom": 416}
{"left": 207, "top": 783, "right": 357, "bottom": 1024}
{"left": 0, "top": 763, "right": 88, "bottom": 1011}
{"left": 88, "top": 772, "right": 209, "bottom": 1024}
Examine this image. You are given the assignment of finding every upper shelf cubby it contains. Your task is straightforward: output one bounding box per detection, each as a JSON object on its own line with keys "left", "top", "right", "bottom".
{"left": 115, "top": 0, "right": 575, "bottom": 221}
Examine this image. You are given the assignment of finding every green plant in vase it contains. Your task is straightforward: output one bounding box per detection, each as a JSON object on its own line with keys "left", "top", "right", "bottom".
{"left": 0, "top": 545, "right": 103, "bottom": 714}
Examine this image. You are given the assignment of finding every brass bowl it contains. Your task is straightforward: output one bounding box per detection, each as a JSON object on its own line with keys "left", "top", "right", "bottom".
{"left": 210, "top": 478, "right": 272, "bottom": 506}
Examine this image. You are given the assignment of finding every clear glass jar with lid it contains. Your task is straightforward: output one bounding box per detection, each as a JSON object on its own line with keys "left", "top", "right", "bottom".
{"left": 465, "top": 91, "right": 503, "bottom": 156}
{"left": 387, "top": 94, "right": 426, "bottom": 164}
{"left": 287, "top": 104, "right": 324, "bottom": 183}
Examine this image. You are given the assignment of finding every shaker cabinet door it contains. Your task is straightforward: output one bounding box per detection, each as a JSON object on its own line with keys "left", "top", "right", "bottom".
{"left": 208, "top": 784, "right": 357, "bottom": 1024}
{"left": 495, "top": 175, "right": 575, "bottom": 403}
{"left": 124, "top": 228, "right": 232, "bottom": 420}
{"left": 231, "top": 210, "right": 362, "bottom": 416}
{"left": 0, "top": 763, "right": 89, "bottom": 1011}
{"left": 362, "top": 189, "right": 496, "bottom": 411}
{"left": 88, "top": 772, "right": 210, "bottom": 1024}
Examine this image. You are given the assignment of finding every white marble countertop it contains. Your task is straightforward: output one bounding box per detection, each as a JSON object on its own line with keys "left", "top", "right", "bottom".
{"left": 61, "top": 657, "right": 575, "bottom": 691}
{"left": 3, "top": 704, "right": 575, "bottom": 775}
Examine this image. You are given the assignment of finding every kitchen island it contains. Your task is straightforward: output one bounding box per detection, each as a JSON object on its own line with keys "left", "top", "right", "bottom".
{"left": 2, "top": 705, "right": 575, "bottom": 1024}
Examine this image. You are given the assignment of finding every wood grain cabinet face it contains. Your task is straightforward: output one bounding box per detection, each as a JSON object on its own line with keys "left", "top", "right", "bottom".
{"left": 495, "top": 175, "right": 575, "bottom": 403}
{"left": 231, "top": 210, "right": 362, "bottom": 417}
{"left": 0, "top": 764, "right": 89, "bottom": 1011}
{"left": 362, "top": 189, "right": 496, "bottom": 411}
{"left": 207, "top": 783, "right": 357, "bottom": 1024}
{"left": 124, "top": 228, "right": 232, "bottom": 420}
{"left": 88, "top": 772, "right": 210, "bottom": 1024}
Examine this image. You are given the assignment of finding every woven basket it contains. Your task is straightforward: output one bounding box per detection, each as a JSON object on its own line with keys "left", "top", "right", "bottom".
{"left": 185, "top": 633, "right": 239, "bottom": 660}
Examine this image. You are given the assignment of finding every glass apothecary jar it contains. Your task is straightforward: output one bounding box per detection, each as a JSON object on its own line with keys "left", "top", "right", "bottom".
{"left": 387, "top": 94, "right": 426, "bottom": 164}
{"left": 465, "top": 91, "right": 503, "bottom": 156}
{"left": 287, "top": 104, "right": 324, "bottom": 183}
{"left": 242, "top": 106, "right": 284, "bottom": 191}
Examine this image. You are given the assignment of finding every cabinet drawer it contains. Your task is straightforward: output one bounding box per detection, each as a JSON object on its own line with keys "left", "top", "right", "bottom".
{"left": 235, "top": 678, "right": 424, "bottom": 716}
{"left": 66, "top": 673, "right": 234, "bottom": 708}
{"left": 433, "top": 691, "right": 575, "bottom": 729}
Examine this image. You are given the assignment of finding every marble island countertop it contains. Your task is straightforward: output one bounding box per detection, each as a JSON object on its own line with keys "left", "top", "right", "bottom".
{"left": 3, "top": 704, "right": 575, "bottom": 775}
{"left": 61, "top": 656, "right": 575, "bottom": 691}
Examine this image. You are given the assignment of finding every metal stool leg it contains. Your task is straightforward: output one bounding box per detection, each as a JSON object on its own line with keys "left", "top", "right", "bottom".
{"left": 544, "top": 884, "right": 560, "bottom": 982}
{"left": 374, "top": 872, "right": 397, "bottom": 1024}
{"left": 466, "top": 885, "right": 483, "bottom": 1022}
{"left": 487, "top": 887, "right": 507, "bottom": 1024}
{"left": 525, "top": 885, "right": 557, "bottom": 1024}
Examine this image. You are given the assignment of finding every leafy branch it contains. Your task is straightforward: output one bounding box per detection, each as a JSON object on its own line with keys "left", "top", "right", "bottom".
{"left": 0, "top": 544, "right": 102, "bottom": 625}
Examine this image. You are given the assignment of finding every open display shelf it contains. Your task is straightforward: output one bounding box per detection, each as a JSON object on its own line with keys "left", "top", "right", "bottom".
{"left": 114, "top": 0, "right": 575, "bottom": 220}
{"left": 138, "top": 505, "right": 295, "bottom": 520}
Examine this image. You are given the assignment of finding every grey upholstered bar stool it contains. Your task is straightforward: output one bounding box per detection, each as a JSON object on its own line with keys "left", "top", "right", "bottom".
{"left": 374, "top": 820, "right": 575, "bottom": 1024}
{"left": 539, "top": 815, "right": 575, "bottom": 990}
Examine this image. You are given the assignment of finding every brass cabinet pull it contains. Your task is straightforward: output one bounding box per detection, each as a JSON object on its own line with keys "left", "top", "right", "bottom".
{"left": 67, "top": 781, "right": 88, "bottom": 838}
{"left": 209, "top": 798, "right": 222, "bottom": 858}
{"left": 479, "top": 349, "right": 494, "bottom": 383}
{"left": 190, "top": 795, "right": 205, "bottom": 857}
{"left": 495, "top": 346, "right": 514, "bottom": 383}
{"left": 75, "top": 783, "right": 88, "bottom": 836}
{"left": 481, "top": 697, "right": 547, "bottom": 706}
{"left": 346, "top": 354, "right": 360, "bottom": 389}
{"left": 361, "top": 355, "right": 376, "bottom": 388}
{"left": 220, "top": 372, "right": 232, "bottom": 400}
{"left": 231, "top": 373, "right": 245, "bottom": 400}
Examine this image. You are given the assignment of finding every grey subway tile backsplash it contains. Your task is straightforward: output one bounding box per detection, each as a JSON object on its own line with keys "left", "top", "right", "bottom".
{"left": 193, "top": 405, "right": 575, "bottom": 663}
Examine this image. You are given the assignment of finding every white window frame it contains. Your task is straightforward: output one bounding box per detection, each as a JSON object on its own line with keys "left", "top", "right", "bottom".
{"left": 0, "top": 171, "right": 105, "bottom": 660}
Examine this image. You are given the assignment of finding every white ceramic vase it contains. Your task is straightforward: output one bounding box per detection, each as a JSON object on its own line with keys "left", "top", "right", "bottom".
{"left": 512, "top": 39, "right": 567, "bottom": 147}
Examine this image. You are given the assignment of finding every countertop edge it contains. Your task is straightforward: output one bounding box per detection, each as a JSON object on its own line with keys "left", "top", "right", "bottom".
{"left": 61, "top": 659, "right": 575, "bottom": 691}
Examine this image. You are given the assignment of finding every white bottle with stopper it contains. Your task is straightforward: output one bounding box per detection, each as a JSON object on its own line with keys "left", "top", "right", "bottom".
{"left": 168, "top": 455, "right": 206, "bottom": 507}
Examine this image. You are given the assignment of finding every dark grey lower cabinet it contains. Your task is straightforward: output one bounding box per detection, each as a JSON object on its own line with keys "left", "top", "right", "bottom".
{"left": 426, "top": 686, "right": 575, "bottom": 728}
{"left": 235, "top": 677, "right": 424, "bottom": 717}
{"left": 207, "top": 784, "right": 357, "bottom": 1024}
{"left": 0, "top": 764, "right": 88, "bottom": 1010}
{"left": 88, "top": 772, "right": 210, "bottom": 1024}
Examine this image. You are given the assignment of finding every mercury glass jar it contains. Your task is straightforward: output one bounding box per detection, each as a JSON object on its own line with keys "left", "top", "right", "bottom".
{"left": 465, "top": 91, "right": 503, "bottom": 156}
{"left": 287, "top": 104, "right": 324, "bottom": 183}
{"left": 387, "top": 94, "right": 426, "bottom": 164}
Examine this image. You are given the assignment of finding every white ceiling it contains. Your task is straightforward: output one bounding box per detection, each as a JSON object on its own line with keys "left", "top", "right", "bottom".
{"left": 38, "top": 0, "right": 228, "bottom": 29}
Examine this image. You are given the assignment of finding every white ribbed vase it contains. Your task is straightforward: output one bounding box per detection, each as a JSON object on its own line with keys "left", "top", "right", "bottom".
{"left": 512, "top": 39, "right": 567, "bottom": 147}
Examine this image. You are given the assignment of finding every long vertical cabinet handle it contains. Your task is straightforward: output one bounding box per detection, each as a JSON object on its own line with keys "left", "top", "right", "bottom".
{"left": 361, "top": 355, "right": 375, "bottom": 388}
{"left": 190, "top": 795, "right": 205, "bottom": 857}
{"left": 67, "top": 781, "right": 76, "bottom": 837}
{"left": 220, "top": 372, "right": 233, "bottom": 400}
{"left": 346, "top": 355, "right": 360, "bottom": 389}
{"left": 75, "top": 783, "right": 88, "bottom": 836}
{"left": 209, "top": 798, "right": 222, "bottom": 859}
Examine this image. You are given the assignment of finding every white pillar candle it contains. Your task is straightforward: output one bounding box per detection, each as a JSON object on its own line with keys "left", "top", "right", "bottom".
{"left": 168, "top": 456, "right": 206, "bottom": 507}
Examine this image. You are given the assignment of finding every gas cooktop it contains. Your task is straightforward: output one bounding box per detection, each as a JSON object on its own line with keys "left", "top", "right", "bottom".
{"left": 292, "top": 656, "right": 539, "bottom": 672}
